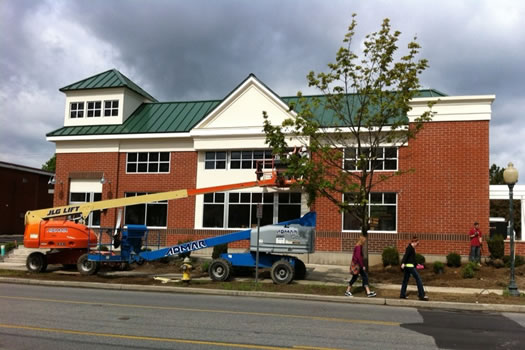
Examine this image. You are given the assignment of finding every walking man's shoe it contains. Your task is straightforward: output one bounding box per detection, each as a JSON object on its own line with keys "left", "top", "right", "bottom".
{"left": 367, "top": 291, "right": 377, "bottom": 297}
{"left": 344, "top": 291, "right": 353, "bottom": 297}
{"left": 400, "top": 296, "right": 408, "bottom": 299}
{"left": 419, "top": 295, "right": 429, "bottom": 301}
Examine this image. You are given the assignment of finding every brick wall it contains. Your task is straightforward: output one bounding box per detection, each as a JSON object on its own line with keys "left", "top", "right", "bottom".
{"left": 312, "top": 120, "right": 490, "bottom": 256}
{"left": 53, "top": 119, "right": 491, "bottom": 258}
{"left": 55, "top": 151, "right": 197, "bottom": 228}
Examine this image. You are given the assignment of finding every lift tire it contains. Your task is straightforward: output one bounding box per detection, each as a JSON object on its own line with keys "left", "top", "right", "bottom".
{"left": 26, "top": 252, "right": 47, "bottom": 273}
{"left": 271, "top": 259, "right": 294, "bottom": 284}
{"left": 294, "top": 259, "right": 307, "bottom": 280}
{"left": 77, "top": 253, "right": 99, "bottom": 276}
{"left": 209, "top": 258, "right": 231, "bottom": 281}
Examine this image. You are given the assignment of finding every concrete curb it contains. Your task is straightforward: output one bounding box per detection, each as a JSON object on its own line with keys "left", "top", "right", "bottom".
{"left": 1, "top": 277, "right": 524, "bottom": 313}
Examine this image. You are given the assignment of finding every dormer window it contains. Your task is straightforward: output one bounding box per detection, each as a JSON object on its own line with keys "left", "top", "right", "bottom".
{"left": 87, "top": 101, "right": 102, "bottom": 117}
{"left": 104, "top": 100, "right": 119, "bottom": 117}
{"left": 70, "top": 102, "right": 84, "bottom": 118}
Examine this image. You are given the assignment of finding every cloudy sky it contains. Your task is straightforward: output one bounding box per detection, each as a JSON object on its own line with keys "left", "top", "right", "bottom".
{"left": 1, "top": 0, "right": 524, "bottom": 177}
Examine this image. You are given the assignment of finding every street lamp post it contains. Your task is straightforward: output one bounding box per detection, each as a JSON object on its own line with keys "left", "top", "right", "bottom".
{"left": 503, "top": 162, "right": 520, "bottom": 297}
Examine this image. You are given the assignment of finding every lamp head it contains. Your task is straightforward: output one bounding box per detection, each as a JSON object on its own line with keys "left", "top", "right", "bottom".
{"left": 503, "top": 162, "right": 519, "bottom": 185}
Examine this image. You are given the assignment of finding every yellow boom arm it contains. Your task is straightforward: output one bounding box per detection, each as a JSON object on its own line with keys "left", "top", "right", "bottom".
{"left": 25, "top": 171, "right": 290, "bottom": 225}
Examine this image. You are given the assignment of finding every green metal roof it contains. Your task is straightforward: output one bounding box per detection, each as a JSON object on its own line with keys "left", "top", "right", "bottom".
{"left": 47, "top": 85, "right": 446, "bottom": 137}
{"left": 282, "top": 89, "right": 446, "bottom": 127}
{"left": 47, "top": 100, "right": 220, "bottom": 137}
{"left": 59, "top": 69, "right": 158, "bottom": 102}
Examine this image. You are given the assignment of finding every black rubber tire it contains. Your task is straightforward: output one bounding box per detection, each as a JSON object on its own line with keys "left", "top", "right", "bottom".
{"left": 208, "top": 258, "right": 231, "bottom": 281}
{"left": 294, "top": 259, "right": 307, "bottom": 280}
{"left": 26, "top": 252, "right": 47, "bottom": 273}
{"left": 271, "top": 259, "right": 294, "bottom": 284}
{"left": 77, "top": 253, "right": 99, "bottom": 276}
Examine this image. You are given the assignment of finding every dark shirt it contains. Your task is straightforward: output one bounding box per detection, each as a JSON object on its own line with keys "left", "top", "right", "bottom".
{"left": 401, "top": 243, "right": 416, "bottom": 265}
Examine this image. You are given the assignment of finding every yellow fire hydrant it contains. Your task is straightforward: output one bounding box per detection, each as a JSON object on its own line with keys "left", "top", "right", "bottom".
{"left": 181, "top": 257, "right": 192, "bottom": 285}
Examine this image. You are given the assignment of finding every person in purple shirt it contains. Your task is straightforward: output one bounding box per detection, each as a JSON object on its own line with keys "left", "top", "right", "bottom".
{"left": 345, "top": 236, "right": 376, "bottom": 297}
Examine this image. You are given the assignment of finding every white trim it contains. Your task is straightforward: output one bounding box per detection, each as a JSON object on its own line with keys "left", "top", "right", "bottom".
{"left": 190, "top": 126, "right": 265, "bottom": 136}
{"left": 408, "top": 95, "right": 495, "bottom": 123}
{"left": 411, "top": 95, "right": 496, "bottom": 104}
{"left": 47, "top": 132, "right": 193, "bottom": 142}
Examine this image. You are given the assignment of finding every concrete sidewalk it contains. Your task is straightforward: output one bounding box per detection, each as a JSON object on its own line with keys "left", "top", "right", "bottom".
{"left": 304, "top": 264, "right": 504, "bottom": 295}
{"left": 0, "top": 261, "right": 521, "bottom": 312}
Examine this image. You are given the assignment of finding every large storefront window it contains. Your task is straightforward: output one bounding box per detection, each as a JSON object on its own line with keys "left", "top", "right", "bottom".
{"left": 343, "top": 192, "right": 397, "bottom": 232}
{"left": 203, "top": 192, "right": 301, "bottom": 228}
{"left": 124, "top": 193, "right": 167, "bottom": 227}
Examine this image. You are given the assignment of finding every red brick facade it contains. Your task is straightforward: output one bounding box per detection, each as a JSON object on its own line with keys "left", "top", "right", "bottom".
{"left": 53, "top": 119, "right": 525, "bottom": 258}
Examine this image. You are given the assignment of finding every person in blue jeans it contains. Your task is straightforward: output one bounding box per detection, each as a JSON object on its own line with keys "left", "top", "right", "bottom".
{"left": 400, "top": 236, "right": 428, "bottom": 301}
{"left": 345, "top": 236, "right": 376, "bottom": 298}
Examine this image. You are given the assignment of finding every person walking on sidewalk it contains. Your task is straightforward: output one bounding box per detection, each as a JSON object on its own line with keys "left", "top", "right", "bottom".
{"left": 345, "top": 236, "right": 376, "bottom": 298}
{"left": 469, "top": 221, "right": 483, "bottom": 266}
{"left": 400, "top": 236, "right": 428, "bottom": 301}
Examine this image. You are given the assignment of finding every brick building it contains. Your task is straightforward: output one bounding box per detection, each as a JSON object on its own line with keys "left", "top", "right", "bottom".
{"left": 46, "top": 69, "right": 504, "bottom": 264}
{"left": 0, "top": 162, "right": 54, "bottom": 235}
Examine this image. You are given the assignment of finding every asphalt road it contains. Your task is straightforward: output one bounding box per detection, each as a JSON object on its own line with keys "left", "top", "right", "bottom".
{"left": 1, "top": 283, "right": 524, "bottom": 350}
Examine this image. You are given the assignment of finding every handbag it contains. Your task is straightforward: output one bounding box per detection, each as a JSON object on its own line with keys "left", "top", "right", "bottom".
{"left": 350, "top": 261, "right": 360, "bottom": 275}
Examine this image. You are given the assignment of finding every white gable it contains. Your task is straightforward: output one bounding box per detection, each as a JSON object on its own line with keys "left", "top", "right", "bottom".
{"left": 194, "top": 76, "right": 293, "bottom": 130}
{"left": 191, "top": 75, "right": 298, "bottom": 150}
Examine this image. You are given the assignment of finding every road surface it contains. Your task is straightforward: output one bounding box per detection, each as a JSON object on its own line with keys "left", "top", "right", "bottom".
{"left": 1, "top": 283, "right": 524, "bottom": 349}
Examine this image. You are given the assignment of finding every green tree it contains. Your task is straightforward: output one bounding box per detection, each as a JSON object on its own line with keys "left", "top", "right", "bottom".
{"left": 263, "top": 15, "right": 433, "bottom": 264}
{"left": 489, "top": 163, "right": 504, "bottom": 184}
{"left": 42, "top": 154, "right": 56, "bottom": 172}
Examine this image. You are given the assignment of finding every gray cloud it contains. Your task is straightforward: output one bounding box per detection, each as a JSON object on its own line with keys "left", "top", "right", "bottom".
{"left": 1, "top": 0, "right": 524, "bottom": 176}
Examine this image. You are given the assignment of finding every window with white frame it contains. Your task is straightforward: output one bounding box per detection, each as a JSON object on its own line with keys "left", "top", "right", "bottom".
{"left": 230, "top": 150, "right": 274, "bottom": 169}
{"left": 69, "top": 192, "right": 101, "bottom": 226}
{"left": 205, "top": 151, "right": 227, "bottom": 169}
{"left": 104, "top": 100, "right": 119, "bottom": 117}
{"left": 124, "top": 192, "right": 167, "bottom": 227}
{"left": 344, "top": 147, "right": 398, "bottom": 171}
{"left": 87, "top": 101, "right": 102, "bottom": 117}
{"left": 203, "top": 192, "right": 301, "bottom": 228}
{"left": 70, "top": 102, "right": 84, "bottom": 118}
{"left": 126, "top": 152, "right": 170, "bottom": 173}
{"left": 203, "top": 192, "right": 225, "bottom": 228}
{"left": 343, "top": 192, "right": 397, "bottom": 231}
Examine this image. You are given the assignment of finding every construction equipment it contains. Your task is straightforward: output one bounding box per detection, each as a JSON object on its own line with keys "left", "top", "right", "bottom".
{"left": 23, "top": 166, "right": 313, "bottom": 283}
{"left": 87, "top": 211, "right": 315, "bottom": 284}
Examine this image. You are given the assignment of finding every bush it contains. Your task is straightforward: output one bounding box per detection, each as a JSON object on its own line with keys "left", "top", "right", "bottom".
{"left": 446, "top": 252, "right": 461, "bottom": 267}
{"left": 212, "top": 243, "right": 228, "bottom": 259}
{"left": 381, "top": 246, "right": 400, "bottom": 267}
{"left": 503, "top": 255, "right": 525, "bottom": 268}
{"left": 462, "top": 262, "right": 476, "bottom": 278}
{"left": 488, "top": 234, "right": 504, "bottom": 260}
{"left": 200, "top": 261, "right": 210, "bottom": 272}
{"left": 433, "top": 261, "right": 445, "bottom": 274}
{"left": 415, "top": 253, "right": 426, "bottom": 266}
